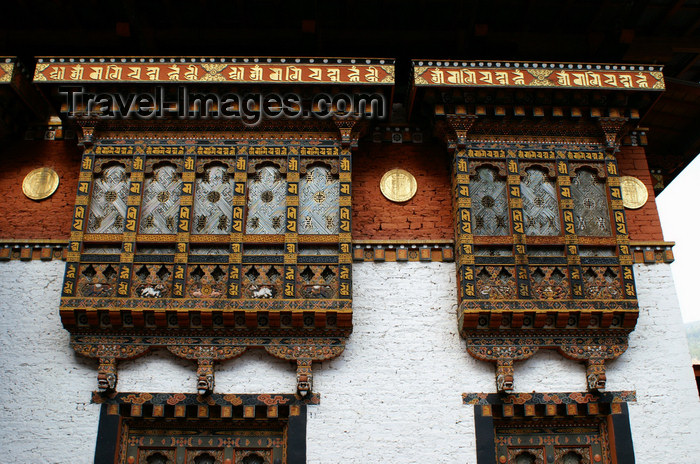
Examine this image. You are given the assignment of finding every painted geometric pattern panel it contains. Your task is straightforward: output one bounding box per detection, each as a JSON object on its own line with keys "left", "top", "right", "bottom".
{"left": 521, "top": 167, "right": 560, "bottom": 236}
{"left": 246, "top": 165, "right": 286, "bottom": 234}
{"left": 530, "top": 266, "right": 570, "bottom": 299}
{"left": 241, "top": 264, "right": 283, "bottom": 299}
{"left": 121, "top": 424, "right": 285, "bottom": 464}
{"left": 139, "top": 164, "right": 182, "bottom": 234}
{"left": 582, "top": 266, "right": 622, "bottom": 299}
{"left": 186, "top": 264, "right": 228, "bottom": 298}
{"left": 571, "top": 169, "right": 611, "bottom": 236}
{"left": 471, "top": 166, "right": 510, "bottom": 236}
{"left": 77, "top": 263, "right": 118, "bottom": 297}
{"left": 496, "top": 421, "right": 608, "bottom": 464}
{"left": 475, "top": 265, "right": 517, "bottom": 299}
{"left": 300, "top": 165, "right": 339, "bottom": 234}
{"left": 192, "top": 165, "right": 233, "bottom": 234}
{"left": 297, "top": 264, "right": 338, "bottom": 298}
{"left": 87, "top": 164, "right": 129, "bottom": 233}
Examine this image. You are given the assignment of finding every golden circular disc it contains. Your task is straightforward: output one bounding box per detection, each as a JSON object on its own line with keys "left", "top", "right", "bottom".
{"left": 380, "top": 168, "right": 417, "bottom": 203}
{"left": 620, "top": 176, "right": 648, "bottom": 209}
{"left": 22, "top": 167, "right": 60, "bottom": 200}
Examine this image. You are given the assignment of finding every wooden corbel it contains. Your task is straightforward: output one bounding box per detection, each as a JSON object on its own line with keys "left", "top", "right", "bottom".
{"left": 597, "top": 117, "right": 628, "bottom": 155}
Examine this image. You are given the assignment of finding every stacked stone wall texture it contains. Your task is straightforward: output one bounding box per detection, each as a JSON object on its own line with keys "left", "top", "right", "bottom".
{"left": 1, "top": 261, "right": 698, "bottom": 463}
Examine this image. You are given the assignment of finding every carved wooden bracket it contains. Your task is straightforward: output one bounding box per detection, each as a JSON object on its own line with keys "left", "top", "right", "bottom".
{"left": 466, "top": 335, "right": 628, "bottom": 393}
{"left": 447, "top": 115, "right": 478, "bottom": 148}
{"left": 597, "top": 117, "right": 629, "bottom": 155}
{"left": 72, "top": 336, "right": 345, "bottom": 395}
{"left": 76, "top": 119, "right": 98, "bottom": 147}
{"left": 167, "top": 345, "right": 247, "bottom": 395}
{"left": 72, "top": 342, "right": 150, "bottom": 392}
{"left": 334, "top": 119, "right": 358, "bottom": 148}
{"left": 265, "top": 341, "right": 345, "bottom": 396}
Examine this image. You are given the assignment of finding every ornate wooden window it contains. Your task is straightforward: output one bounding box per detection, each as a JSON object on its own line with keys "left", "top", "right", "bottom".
{"left": 193, "top": 162, "right": 234, "bottom": 235}
{"left": 468, "top": 391, "right": 636, "bottom": 464}
{"left": 411, "top": 59, "right": 665, "bottom": 393}
{"left": 571, "top": 167, "right": 611, "bottom": 236}
{"left": 471, "top": 165, "right": 510, "bottom": 236}
{"left": 246, "top": 163, "right": 287, "bottom": 235}
{"left": 448, "top": 139, "right": 638, "bottom": 392}
{"left": 94, "top": 393, "right": 312, "bottom": 464}
{"left": 521, "top": 166, "right": 560, "bottom": 236}
{"left": 59, "top": 125, "right": 357, "bottom": 396}
{"left": 299, "top": 163, "right": 339, "bottom": 235}
{"left": 139, "top": 162, "right": 182, "bottom": 234}
{"left": 87, "top": 162, "right": 129, "bottom": 234}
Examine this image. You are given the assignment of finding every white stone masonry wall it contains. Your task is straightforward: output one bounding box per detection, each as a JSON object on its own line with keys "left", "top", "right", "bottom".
{"left": 1, "top": 261, "right": 699, "bottom": 463}
{"left": 0, "top": 261, "right": 97, "bottom": 464}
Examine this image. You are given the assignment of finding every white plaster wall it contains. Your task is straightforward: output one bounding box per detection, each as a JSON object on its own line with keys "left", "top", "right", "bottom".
{"left": 607, "top": 264, "right": 700, "bottom": 463}
{"left": 2, "top": 260, "right": 699, "bottom": 464}
{"left": 307, "top": 262, "right": 494, "bottom": 464}
{"left": 0, "top": 261, "right": 98, "bottom": 464}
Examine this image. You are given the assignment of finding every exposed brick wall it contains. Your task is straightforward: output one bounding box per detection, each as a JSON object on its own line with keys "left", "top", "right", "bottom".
{"left": 616, "top": 145, "right": 665, "bottom": 242}
{"left": 352, "top": 142, "right": 453, "bottom": 240}
{"left": 0, "top": 139, "right": 81, "bottom": 239}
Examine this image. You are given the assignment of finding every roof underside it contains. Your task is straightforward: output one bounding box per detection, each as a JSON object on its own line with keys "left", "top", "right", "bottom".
{"left": 1, "top": 0, "right": 699, "bottom": 186}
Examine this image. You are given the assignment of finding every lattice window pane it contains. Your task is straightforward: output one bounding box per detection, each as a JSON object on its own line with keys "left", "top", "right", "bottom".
{"left": 471, "top": 166, "right": 510, "bottom": 236}
{"left": 193, "top": 165, "right": 233, "bottom": 234}
{"left": 246, "top": 165, "right": 286, "bottom": 234}
{"left": 139, "top": 164, "right": 182, "bottom": 234}
{"left": 300, "top": 165, "right": 339, "bottom": 234}
{"left": 521, "top": 167, "right": 560, "bottom": 236}
{"left": 87, "top": 164, "right": 129, "bottom": 234}
{"left": 571, "top": 169, "right": 611, "bottom": 236}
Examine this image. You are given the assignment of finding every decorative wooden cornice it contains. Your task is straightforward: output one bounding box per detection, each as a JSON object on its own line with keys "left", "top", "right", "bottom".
{"left": 412, "top": 60, "right": 664, "bottom": 91}
{"left": 464, "top": 391, "right": 635, "bottom": 418}
{"left": 0, "top": 239, "right": 675, "bottom": 264}
{"left": 34, "top": 57, "right": 395, "bottom": 85}
{"left": 93, "top": 392, "right": 319, "bottom": 419}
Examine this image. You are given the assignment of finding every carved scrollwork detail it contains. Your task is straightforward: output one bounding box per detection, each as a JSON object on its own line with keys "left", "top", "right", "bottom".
{"left": 265, "top": 340, "right": 345, "bottom": 396}
{"left": 496, "top": 359, "right": 515, "bottom": 393}
{"left": 296, "top": 359, "right": 313, "bottom": 397}
{"left": 558, "top": 341, "right": 628, "bottom": 361}
{"left": 447, "top": 115, "right": 477, "bottom": 148}
{"left": 466, "top": 343, "right": 539, "bottom": 363}
{"left": 585, "top": 358, "right": 607, "bottom": 392}
{"left": 196, "top": 359, "right": 215, "bottom": 396}
{"left": 166, "top": 345, "right": 247, "bottom": 361}
{"left": 72, "top": 343, "right": 151, "bottom": 360}
{"left": 264, "top": 341, "right": 345, "bottom": 361}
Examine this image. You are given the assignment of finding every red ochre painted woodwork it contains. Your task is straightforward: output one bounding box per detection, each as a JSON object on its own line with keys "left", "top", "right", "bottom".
{"left": 0, "top": 139, "right": 81, "bottom": 239}
{"left": 352, "top": 142, "right": 453, "bottom": 240}
{"left": 34, "top": 58, "right": 395, "bottom": 85}
{"left": 413, "top": 61, "right": 665, "bottom": 91}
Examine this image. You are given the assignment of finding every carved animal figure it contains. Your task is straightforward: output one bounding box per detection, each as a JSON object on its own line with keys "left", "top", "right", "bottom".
{"left": 250, "top": 285, "right": 273, "bottom": 298}
{"left": 140, "top": 284, "right": 165, "bottom": 298}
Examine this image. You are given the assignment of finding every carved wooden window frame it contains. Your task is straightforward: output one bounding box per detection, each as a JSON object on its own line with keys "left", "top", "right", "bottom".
{"left": 94, "top": 393, "right": 313, "bottom": 464}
